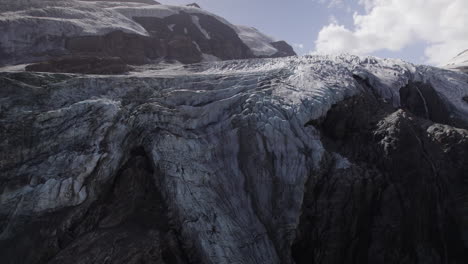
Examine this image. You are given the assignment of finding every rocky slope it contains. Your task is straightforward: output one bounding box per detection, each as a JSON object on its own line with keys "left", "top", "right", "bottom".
{"left": 1, "top": 54, "right": 467, "bottom": 263}
{"left": 0, "top": 0, "right": 295, "bottom": 71}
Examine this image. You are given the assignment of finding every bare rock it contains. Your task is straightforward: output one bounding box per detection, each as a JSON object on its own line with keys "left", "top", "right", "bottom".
{"left": 187, "top": 3, "right": 201, "bottom": 8}
{"left": 294, "top": 87, "right": 468, "bottom": 264}
{"left": 270, "top": 41, "right": 297, "bottom": 57}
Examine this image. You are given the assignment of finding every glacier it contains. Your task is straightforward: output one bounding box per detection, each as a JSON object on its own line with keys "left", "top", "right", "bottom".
{"left": 1, "top": 54, "right": 468, "bottom": 263}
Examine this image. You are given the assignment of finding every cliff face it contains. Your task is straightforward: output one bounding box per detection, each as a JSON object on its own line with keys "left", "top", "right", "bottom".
{"left": 0, "top": 0, "right": 295, "bottom": 70}
{"left": 1, "top": 55, "right": 467, "bottom": 263}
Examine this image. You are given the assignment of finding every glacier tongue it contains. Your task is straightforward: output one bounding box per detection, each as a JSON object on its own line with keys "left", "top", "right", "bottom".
{"left": 1, "top": 54, "right": 468, "bottom": 263}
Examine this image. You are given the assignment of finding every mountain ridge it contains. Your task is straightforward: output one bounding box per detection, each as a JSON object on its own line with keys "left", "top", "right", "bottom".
{"left": 445, "top": 49, "right": 468, "bottom": 73}
{"left": 0, "top": 0, "right": 296, "bottom": 72}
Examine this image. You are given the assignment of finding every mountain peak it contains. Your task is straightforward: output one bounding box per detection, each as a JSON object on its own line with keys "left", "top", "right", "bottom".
{"left": 445, "top": 49, "right": 468, "bottom": 73}
{"left": 187, "top": 2, "right": 201, "bottom": 8}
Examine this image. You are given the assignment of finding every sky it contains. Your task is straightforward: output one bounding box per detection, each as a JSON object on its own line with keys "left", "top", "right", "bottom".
{"left": 161, "top": 0, "right": 468, "bottom": 65}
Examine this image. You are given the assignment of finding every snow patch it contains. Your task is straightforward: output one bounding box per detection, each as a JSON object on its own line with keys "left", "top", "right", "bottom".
{"left": 235, "top": 25, "right": 277, "bottom": 56}
{"left": 192, "top": 41, "right": 201, "bottom": 52}
{"left": 191, "top": 15, "right": 210, "bottom": 39}
{"left": 202, "top": 53, "right": 221, "bottom": 62}
{"left": 168, "top": 24, "right": 176, "bottom": 31}
{"left": 109, "top": 4, "right": 179, "bottom": 19}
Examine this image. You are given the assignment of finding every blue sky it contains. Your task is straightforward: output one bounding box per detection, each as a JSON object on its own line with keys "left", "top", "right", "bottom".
{"left": 162, "top": 0, "right": 468, "bottom": 65}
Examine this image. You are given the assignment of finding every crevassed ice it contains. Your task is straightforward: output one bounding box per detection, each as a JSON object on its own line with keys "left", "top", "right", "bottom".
{"left": 138, "top": 54, "right": 468, "bottom": 124}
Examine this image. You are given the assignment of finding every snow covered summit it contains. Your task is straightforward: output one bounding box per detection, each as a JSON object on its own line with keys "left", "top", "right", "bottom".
{"left": 445, "top": 49, "right": 468, "bottom": 73}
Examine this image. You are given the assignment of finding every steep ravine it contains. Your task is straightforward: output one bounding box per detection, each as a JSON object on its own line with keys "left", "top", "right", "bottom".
{"left": 47, "top": 147, "right": 193, "bottom": 264}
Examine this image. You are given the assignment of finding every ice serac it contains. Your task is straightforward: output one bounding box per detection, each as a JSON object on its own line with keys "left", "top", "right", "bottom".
{"left": 1, "top": 54, "right": 468, "bottom": 264}
{"left": 0, "top": 0, "right": 294, "bottom": 70}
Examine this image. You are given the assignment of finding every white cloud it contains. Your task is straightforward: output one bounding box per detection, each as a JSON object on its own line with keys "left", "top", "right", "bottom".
{"left": 316, "top": 0, "right": 353, "bottom": 14}
{"left": 293, "top": 43, "right": 305, "bottom": 49}
{"left": 317, "top": 0, "right": 345, "bottom": 9}
{"left": 314, "top": 0, "right": 468, "bottom": 65}
{"left": 358, "top": 0, "right": 377, "bottom": 12}
{"left": 328, "top": 15, "right": 338, "bottom": 24}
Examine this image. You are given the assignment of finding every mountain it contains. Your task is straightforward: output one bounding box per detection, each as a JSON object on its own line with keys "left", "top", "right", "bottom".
{"left": 1, "top": 54, "right": 468, "bottom": 264}
{"left": 445, "top": 49, "right": 468, "bottom": 73}
{"left": 0, "top": 0, "right": 295, "bottom": 72}
{"left": 80, "top": 0, "right": 162, "bottom": 4}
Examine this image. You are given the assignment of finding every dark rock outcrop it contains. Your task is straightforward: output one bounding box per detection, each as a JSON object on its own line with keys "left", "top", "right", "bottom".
{"left": 270, "top": 41, "right": 296, "bottom": 57}
{"left": 1, "top": 147, "right": 192, "bottom": 264}
{"left": 65, "top": 30, "right": 163, "bottom": 65}
{"left": 130, "top": 12, "right": 254, "bottom": 63}
{"left": 56, "top": 12, "right": 254, "bottom": 65}
{"left": 399, "top": 82, "right": 450, "bottom": 124}
{"left": 455, "top": 66, "right": 468, "bottom": 74}
{"left": 294, "top": 82, "right": 468, "bottom": 264}
{"left": 47, "top": 148, "right": 192, "bottom": 264}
